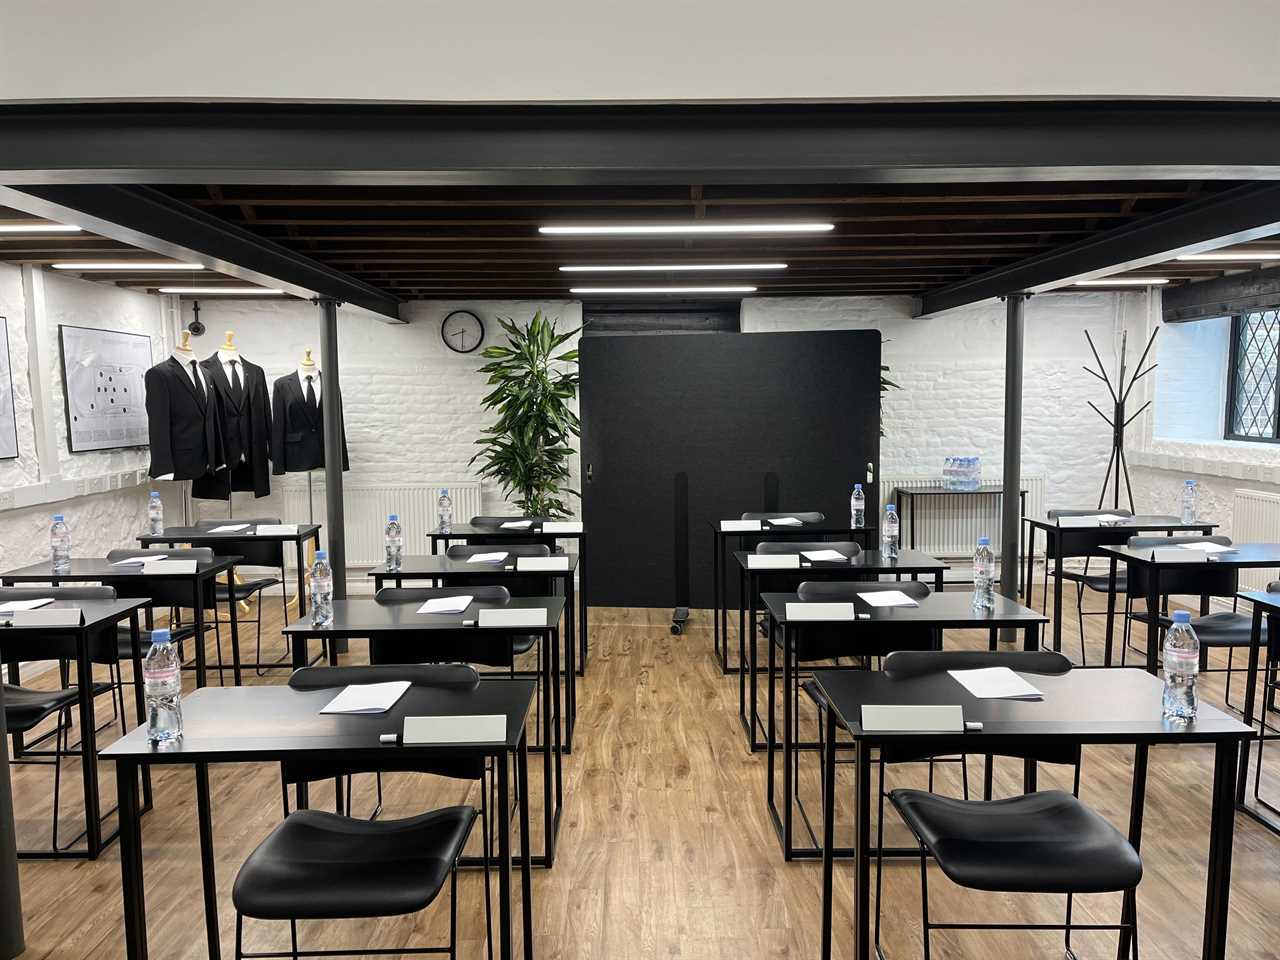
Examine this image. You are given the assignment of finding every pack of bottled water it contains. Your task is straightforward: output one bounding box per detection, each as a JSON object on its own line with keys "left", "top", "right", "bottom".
{"left": 943, "top": 456, "right": 982, "bottom": 491}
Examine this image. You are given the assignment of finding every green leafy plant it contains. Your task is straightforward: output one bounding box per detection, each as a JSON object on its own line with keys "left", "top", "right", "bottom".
{"left": 471, "top": 311, "right": 581, "bottom": 517}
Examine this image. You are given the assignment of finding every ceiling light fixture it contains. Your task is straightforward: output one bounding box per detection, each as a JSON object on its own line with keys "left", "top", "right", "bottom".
{"left": 157, "top": 286, "right": 285, "bottom": 295}
{"left": 568, "top": 285, "right": 757, "bottom": 295}
{"left": 1074, "top": 278, "right": 1169, "bottom": 287}
{"left": 1176, "top": 252, "right": 1280, "bottom": 261}
{"left": 541, "top": 223, "right": 833, "bottom": 236}
{"left": 53, "top": 261, "right": 205, "bottom": 271}
{"left": 560, "top": 263, "right": 787, "bottom": 273}
{"left": 0, "top": 223, "right": 82, "bottom": 234}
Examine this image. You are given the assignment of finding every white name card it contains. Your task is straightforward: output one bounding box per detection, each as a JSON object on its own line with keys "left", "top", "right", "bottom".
{"left": 786, "top": 602, "right": 856, "bottom": 621}
{"left": 403, "top": 714, "right": 507, "bottom": 744}
{"left": 541, "top": 520, "right": 583, "bottom": 534}
{"left": 721, "top": 519, "right": 762, "bottom": 532}
{"left": 860, "top": 704, "right": 964, "bottom": 732}
{"left": 516, "top": 556, "right": 570, "bottom": 572}
{"left": 10, "top": 607, "right": 83, "bottom": 627}
{"left": 1056, "top": 516, "right": 1100, "bottom": 528}
{"left": 143, "top": 559, "right": 199, "bottom": 574}
{"left": 255, "top": 524, "right": 299, "bottom": 536}
{"left": 1151, "top": 548, "right": 1204, "bottom": 564}
{"left": 478, "top": 608, "right": 548, "bottom": 628}
{"left": 499, "top": 520, "right": 534, "bottom": 530}
{"left": 748, "top": 554, "right": 801, "bottom": 570}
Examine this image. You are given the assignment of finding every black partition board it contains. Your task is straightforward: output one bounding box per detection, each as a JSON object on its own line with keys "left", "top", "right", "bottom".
{"left": 580, "top": 330, "right": 881, "bottom": 608}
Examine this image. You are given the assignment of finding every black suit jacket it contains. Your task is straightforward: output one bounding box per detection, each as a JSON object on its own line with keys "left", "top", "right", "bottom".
{"left": 197, "top": 354, "right": 273, "bottom": 498}
{"left": 144, "top": 356, "right": 224, "bottom": 482}
{"left": 270, "top": 371, "right": 350, "bottom": 475}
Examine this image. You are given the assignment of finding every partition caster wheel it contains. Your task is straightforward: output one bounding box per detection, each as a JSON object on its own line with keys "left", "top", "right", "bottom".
{"left": 670, "top": 606, "right": 689, "bottom": 635}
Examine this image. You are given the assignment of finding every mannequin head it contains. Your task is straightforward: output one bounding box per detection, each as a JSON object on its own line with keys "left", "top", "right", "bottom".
{"left": 175, "top": 329, "right": 193, "bottom": 355}
{"left": 300, "top": 348, "right": 316, "bottom": 368}
{"left": 221, "top": 330, "right": 236, "bottom": 351}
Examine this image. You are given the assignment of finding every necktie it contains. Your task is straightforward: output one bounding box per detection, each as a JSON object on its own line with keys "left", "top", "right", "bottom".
{"left": 229, "top": 360, "right": 243, "bottom": 402}
{"left": 306, "top": 375, "right": 318, "bottom": 411}
{"left": 190, "top": 360, "right": 206, "bottom": 406}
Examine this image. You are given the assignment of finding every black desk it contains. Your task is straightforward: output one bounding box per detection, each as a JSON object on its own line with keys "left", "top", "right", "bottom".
{"left": 811, "top": 667, "right": 1252, "bottom": 960}
{"left": 0, "top": 557, "right": 241, "bottom": 687}
{"left": 710, "top": 519, "right": 875, "bottom": 674}
{"left": 1234, "top": 589, "right": 1280, "bottom": 835}
{"left": 368, "top": 554, "right": 579, "bottom": 750}
{"left": 102, "top": 680, "right": 536, "bottom": 960}
{"left": 1024, "top": 515, "right": 1217, "bottom": 658}
{"left": 430, "top": 523, "right": 587, "bottom": 676}
{"left": 733, "top": 548, "right": 949, "bottom": 752}
{"left": 0, "top": 597, "right": 149, "bottom": 859}
{"left": 1098, "top": 542, "right": 1280, "bottom": 673}
{"left": 895, "top": 485, "right": 1027, "bottom": 591}
{"left": 139, "top": 522, "right": 321, "bottom": 618}
{"left": 761, "top": 590, "right": 1047, "bottom": 858}
{"left": 283, "top": 596, "right": 564, "bottom": 866}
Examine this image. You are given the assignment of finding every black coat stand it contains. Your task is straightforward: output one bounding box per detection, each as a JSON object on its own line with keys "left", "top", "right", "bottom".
{"left": 1083, "top": 327, "right": 1158, "bottom": 512}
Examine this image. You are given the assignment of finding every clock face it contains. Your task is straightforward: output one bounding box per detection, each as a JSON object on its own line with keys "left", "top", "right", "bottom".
{"left": 441, "top": 310, "right": 485, "bottom": 354}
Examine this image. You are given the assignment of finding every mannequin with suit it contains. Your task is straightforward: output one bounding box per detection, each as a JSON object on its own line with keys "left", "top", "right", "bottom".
{"left": 270, "top": 348, "right": 349, "bottom": 475}
{"left": 145, "top": 330, "right": 225, "bottom": 483}
{"left": 195, "top": 330, "right": 273, "bottom": 499}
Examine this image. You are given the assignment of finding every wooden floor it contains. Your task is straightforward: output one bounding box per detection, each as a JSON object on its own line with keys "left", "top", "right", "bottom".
{"left": 8, "top": 581, "right": 1280, "bottom": 959}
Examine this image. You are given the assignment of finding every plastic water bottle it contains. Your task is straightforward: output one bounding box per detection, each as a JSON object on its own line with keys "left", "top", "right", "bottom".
{"left": 972, "top": 536, "right": 995, "bottom": 611}
{"left": 881, "top": 504, "right": 900, "bottom": 560}
{"left": 143, "top": 628, "right": 183, "bottom": 742}
{"left": 851, "top": 483, "right": 866, "bottom": 527}
{"left": 147, "top": 491, "right": 164, "bottom": 536}
{"left": 50, "top": 514, "right": 71, "bottom": 573}
{"left": 437, "top": 488, "right": 454, "bottom": 534}
{"left": 1181, "top": 479, "right": 1197, "bottom": 524}
{"left": 384, "top": 513, "right": 403, "bottom": 571}
{"left": 310, "top": 550, "right": 334, "bottom": 627}
{"left": 1162, "top": 610, "right": 1199, "bottom": 724}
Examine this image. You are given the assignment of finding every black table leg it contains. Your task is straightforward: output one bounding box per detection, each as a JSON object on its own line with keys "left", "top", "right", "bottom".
{"left": 935, "top": 569, "right": 944, "bottom": 593}
{"left": 117, "top": 760, "right": 147, "bottom": 960}
{"left": 1024, "top": 523, "right": 1036, "bottom": 608}
{"left": 1145, "top": 566, "right": 1162, "bottom": 675}
{"left": 516, "top": 735, "right": 533, "bottom": 960}
{"left": 819, "top": 702, "right": 837, "bottom": 960}
{"left": 227, "top": 564, "right": 242, "bottom": 687}
{"left": 1116, "top": 743, "right": 1148, "bottom": 960}
{"left": 737, "top": 566, "right": 748, "bottom": 738}
{"left": 195, "top": 762, "right": 221, "bottom": 959}
{"left": 128, "top": 611, "right": 153, "bottom": 808}
{"left": 564, "top": 576, "right": 577, "bottom": 751}
{"left": 497, "top": 749, "right": 513, "bottom": 960}
{"left": 749, "top": 572, "right": 762, "bottom": 751}
{"left": 766, "top": 616, "right": 778, "bottom": 824}
{"left": 853, "top": 739, "right": 872, "bottom": 960}
{"left": 713, "top": 527, "right": 723, "bottom": 669}
{"left": 1104, "top": 558, "right": 1119, "bottom": 667}
{"left": 782, "top": 628, "right": 793, "bottom": 857}
{"left": 290, "top": 634, "right": 307, "bottom": 671}
{"left": 193, "top": 587, "right": 208, "bottom": 688}
{"left": 544, "top": 625, "right": 558, "bottom": 867}
{"left": 577, "top": 535, "right": 588, "bottom": 675}
{"left": 73, "top": 629, "right": 103, "bottom": 858}
{"left": 1237, "top": 604, "right": 1263, "bottom": 808}
{"left": 1023, "top": 623, "right": 1037, "bottom": 652}
{"left": 1203, "top": 740, "right": 1240, "bottom": 960}
{"left": 1018, "top": 493, "right": 1027, "bottom": 596}
{"left": 1053, "top": 549, "right": 1064, "bottom": 653}
{"left": 296, "top": 538, "right": 309, "bottom": 620}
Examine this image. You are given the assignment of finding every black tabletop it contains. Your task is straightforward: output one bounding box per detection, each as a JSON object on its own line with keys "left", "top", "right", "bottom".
{"left": 429, "top": 522, "right": 583, "bottom": 538}
{"left": 138, "top": 522, "right": 320, "bottom": 544}
{"left": 368, "top": 553, "right": 579, "bottom": 578}
{"left": 734, "top": 548, "right": 947, "bottom": 574}
{"left": 1099, "top": 542, "right": 1280, "bottom": 567}
{"left": 0, "top": 596, "right": 146, "bottom": 631}
{"left": 0, "top": 556, "right": 238, "bottom": 581}
{"left": 762, "top": 590, "right": 1047, "bottom": 628}
{"left": 1024, "top": 513, "right": 1216, "bottom": 532}
{"left": 711, "top": 518, "right": 875, "bottom": 536}
{"left": 100, "top": 679, "right": 536, "bottom": 762}
{"left": 898, "top": 486, "right": 1027, "bottom": 497}
{"left": 283, "top": 596, "right": 567, "bottom": 636}
{"left": 812, "top": 666, "right": 1251, "bottom": 745}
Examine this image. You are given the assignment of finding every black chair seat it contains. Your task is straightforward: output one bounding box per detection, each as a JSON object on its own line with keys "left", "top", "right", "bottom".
{"left": 890, "top": 788, "right": 1142, "bottom": 895}
{"left": 3, "top": 682, "right": 113, "bottom": 734}
{"left": 1051, "top": 569, "right": 1128, "bottom": 591}
{"left": 233, "top": 805, "right": 476, "bottom": 920}
{"left": 215, "top": 577, "right": 282, "bottom": 602}
{"left": 115, "top": 624, "right": 197, "bottom": 659}
{"left": 1129, "top": 610, "right": 1256, "bottom": 648}
{"left": 512, "top": 634, "right": 537, "bottom": 656}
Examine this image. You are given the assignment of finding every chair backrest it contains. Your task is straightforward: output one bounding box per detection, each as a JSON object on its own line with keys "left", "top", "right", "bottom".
{"left": 443, "top": 543, "right": 552, "bottom": 598}
{"left": 0, "top": 585, "right": 116, "bottom": 602}
{"left": 787, "top": 580, "right": 937, "bottom": 661}
{"left": 756, "top": 540, "right": 861, "bottom": 558}
{"left": 106, "top": 547, "right": 214, "bottom": 563}
{"left": 1043, "top": 507, "right": 1136, "bottom": 561}
{"left": 741, "top": 511, "right": 826, "bottom": 523}
{"left": 103, "top": 547, "right": 218, "bottom": 606}
{"left": 470, "top": 515, "right": 549, "bottom": 528}
{"left": 375, "top": 585, "right": 511, "bottom": 605}
{"left": 0, "top": 585, "right": 120, "bottom": 664}
{"left": 195, "top": 517, "right": 286, "bottom": 566}
{"left": 371, "top": 585, "right": 517, "bottom": 667}
{"left": 289, "top": 662, "right": 480, "bottom": 691}
{"left": 796, "top": 579, "right": 931, "bottom": 602}
{"left": 195, "top": 516, "right": 281, "bottom": 528}
{"left": 445, "top": 543, "right": 550, "bottom": 560}
{"left": 1047, "top": 507, "right": 1135, "bottom": 520}
{"left": 1124, "top": 535, "right": 1238, "bottom": 598}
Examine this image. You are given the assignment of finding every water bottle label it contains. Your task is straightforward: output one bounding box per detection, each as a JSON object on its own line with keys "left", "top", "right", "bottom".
{"left": 1164, "top": 648, "right": 1199, "bottom": 673}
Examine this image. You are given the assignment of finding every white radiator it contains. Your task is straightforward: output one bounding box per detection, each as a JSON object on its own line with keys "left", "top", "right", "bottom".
{"left": 1233, "top": 488, "right": 1280, "bottom": 591}
{"left": 282, "top": 481, "right": 483, "bottom": 566}
{"left": 879, "top": 476, "right": 1046, "bottom": 559}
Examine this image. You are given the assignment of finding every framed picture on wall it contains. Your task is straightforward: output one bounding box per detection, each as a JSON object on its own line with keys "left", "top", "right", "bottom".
{"left": 57, "top": 323, "right": 152, "bottom": 453}
{"left": 0, "top": 316, "right": 17, "bottom": 460}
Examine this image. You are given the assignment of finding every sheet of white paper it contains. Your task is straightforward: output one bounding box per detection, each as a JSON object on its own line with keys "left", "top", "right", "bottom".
{"left": 541, "top": 520, "right": 583, "bottom": 534}
{"left": 786, "top": 602, "right": 856, "bottom": 621}
{"left": 467, "top": 552, "right": 509, "bottom": 564}
{"left": 112, "top": 554, "right": 167, "bottom": 565}
{"left": 142, "top": 559, "right": 198, "bottom": 574}
{"left": 516, "top": 556, "right": 570, "bottom": 572}
{"left": 802, "top": 549, "right": 848, "bottom": 563}
{"left": 11, "top": 607, "right": 83, "bottom": 627}
{"left": 948, "top": 667, "right": 1043, "bottom": 700}
{"left": 208, "top": 523, "right": 250, "bottom": 533}
{"left": 255, "top": 524, "right": 299, "bottom": 536}
{"left": 1094, "top": 514, "right": 1128, "bottom": 522}
{"left": 0, "top": 598, "right": 54, "bottom": 613}
{"left": 1177, "top": 541, "right": 1235, "bottom": 554}
{"left": 402, "top": 714, "right": 507, "bottom": 744}
{"left": 721, "top": 519, "right": 762, "bottom": 532}
{"left": 765, "top": 516, "right": 802, "bottom": 526}
{"left": 477, "top": 607, "right": 547, "bottom": 628}
{"left": 320, "top": 680, "right": 412, "bottom": 715}
{"left": 861, "top": 704, "right": 964, "bottom": 732}
{"left": 747, "top": 554, "right": 800, "bottom": 569}
{"left": 859, "top": 590, "right": 919, "bottom": 608}
{"left": 1151, "top": 548, "right": 1205, "bottom": 564}
{"left": 500, "top": 520, "right": 534, "bottom": 529}
{"left": 418, "top": 595, "right": 473, "bottom": 615}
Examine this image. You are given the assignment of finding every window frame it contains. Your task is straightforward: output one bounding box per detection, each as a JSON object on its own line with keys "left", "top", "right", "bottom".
{"left": 1224, "top": 310, "right": 1280, "bottom": 443}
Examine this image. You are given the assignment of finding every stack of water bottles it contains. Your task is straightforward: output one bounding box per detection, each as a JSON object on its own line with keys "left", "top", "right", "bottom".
{"left": 384, "top": 513, "right": 403, "bottom": 572}
{"left": 437, "top": 488, "right": 453, "bottom": 534}
{"left": 147, "top": 491, "right": 164, "bottom": 535}
{"left": 943, "top": 456, "right": 982, "bottom": 491}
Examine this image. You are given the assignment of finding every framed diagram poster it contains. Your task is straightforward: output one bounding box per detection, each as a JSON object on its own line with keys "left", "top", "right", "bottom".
{"left": 58, "top": 324, "right": 151, "bottom": 453}
{"left": 0, "top": 316, "right": 17, "bottom": 459}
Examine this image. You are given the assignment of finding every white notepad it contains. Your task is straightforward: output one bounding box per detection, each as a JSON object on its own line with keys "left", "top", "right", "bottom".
{"left": 209, "top": 523, "right": 250, "bottom": 533}
{"left": 403, "top": 714, "right": 506, "bottom": 744}
{"left": 516, "top": 556, "right": 570, "bottom": 572}
{"left": 802, "top": 549, "right": 848, "bottom": 563}
{"left": 721, "top": 519, "right": 762, "bottom": 532}
{"left": 786, "top": 602, "right": 856, "bottom": 621}
{"left": 1151, "top": 548, "right": 1204, "bottom": 564}
{"left": 478, "top": 607, "right": 547, "bottom": 628}
{"left": 748, "top": 554, "right": 800, "bottom": 569}
{"left": 948, "top": 667, "right": 1043, "bottom": 700}
{"left": 1178, "top": 541, "right": 1235, "bottom": 554}
{"left": 861, "top": 704, "right": 964, "bottom": 732}
{"left": 418, "top": 595, "right": 473, "bottom": 615}
{"left": 467, "top": 552, "right": 509, "bottom": 564}
{"left": 142, "top": 559, "right": 198, "bottom": 574}
{"left": 11, "top": 607, "right": 83, "bottom": 627}
{"left": 859, "top": 590, "right": 919, "bottom": 608}
{"left": 113, "top": 554, "right": 167, "bottom": 565}
{"left": 500, "top": 520, "right": 533, "bottom": 529}
{"left": 541, "top": 520, "right": 582, "bottom": 534}
{"left": 320, "top": 681, "right": 411, "bottom": 715}
{"left": 255, "top": 524, "right": 298, "bottom": 536}
{"left": 766, "top": 516, "right": 803, "bottom": 526}
{"left": 0, "top": 597, "right": 54, "bottom": 613}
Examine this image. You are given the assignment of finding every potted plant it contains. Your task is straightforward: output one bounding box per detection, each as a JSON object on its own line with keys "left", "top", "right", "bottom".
{"left": 471, "top": 311, "right": 581, "bottom": 518}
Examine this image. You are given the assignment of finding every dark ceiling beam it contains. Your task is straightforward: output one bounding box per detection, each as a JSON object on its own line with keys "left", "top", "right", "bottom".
{"left": 1, "top": 101, "right": 1279, "bottom": 185}
{"left": 918, "top": 182, "right": 1280, "bottom": 316}
{"left": 227, "top": 210, "right": 1139, "bottom": 226}
{"left": 1162, "top": 267, "right": 1280, "bottom": 322}
{"left": 0, "top": 184, "right": 403, "bottom": 321}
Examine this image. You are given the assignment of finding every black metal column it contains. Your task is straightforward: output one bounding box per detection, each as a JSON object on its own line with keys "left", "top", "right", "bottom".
{"left": 1000, "top": 295, "right": 1027, "bottom": 614}
{"left": 0, "top": 682, "right": 24, "bottom": 959}
{"left": 317, "top": 298, "right": 347, "bottom": 600}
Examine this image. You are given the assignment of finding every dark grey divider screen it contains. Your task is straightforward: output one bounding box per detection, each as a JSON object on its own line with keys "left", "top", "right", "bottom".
{"left": 579, "top": 329, "right": 881, "bottom": 609}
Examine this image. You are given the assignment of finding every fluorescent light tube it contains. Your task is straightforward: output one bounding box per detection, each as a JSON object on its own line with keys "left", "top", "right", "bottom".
{"left": 157, "top": 287, "right": 285, "bottom": 295}
{"left": 560, "top": 263, "right": 787, "bottom": 273}
{"left": 1176, "top": 253, "right": 1280, "bottom": 261}
{"left": 568, "top": 285, "right": 757, "bottom": 294}
{"left": 541, "top": 223, "right": 833, "bottom": 236}
{"left": 52, "top": 261, "right": 204, "bottom": 271}
{"left": 1074, "top": 278, "right": 1169, "bottom": 286}
{"left": 0, "top": 224, "right": 81, "bottom": 233}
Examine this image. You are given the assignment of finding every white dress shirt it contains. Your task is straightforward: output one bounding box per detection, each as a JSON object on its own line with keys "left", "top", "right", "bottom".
{"left": 297, "top": 367, "right": 321, "bottom": 403}
{"left": 173, "top": 351, "right": 209, "bottom": 394}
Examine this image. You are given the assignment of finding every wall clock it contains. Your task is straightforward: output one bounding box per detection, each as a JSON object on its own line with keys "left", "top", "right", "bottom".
{"left": 441, "top": 310, "right": 485, "bottom": 354}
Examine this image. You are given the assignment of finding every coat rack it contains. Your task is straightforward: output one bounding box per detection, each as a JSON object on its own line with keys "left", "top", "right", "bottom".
{"left": 1082, "top": 327, "right": 1158, "bottom": 512}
